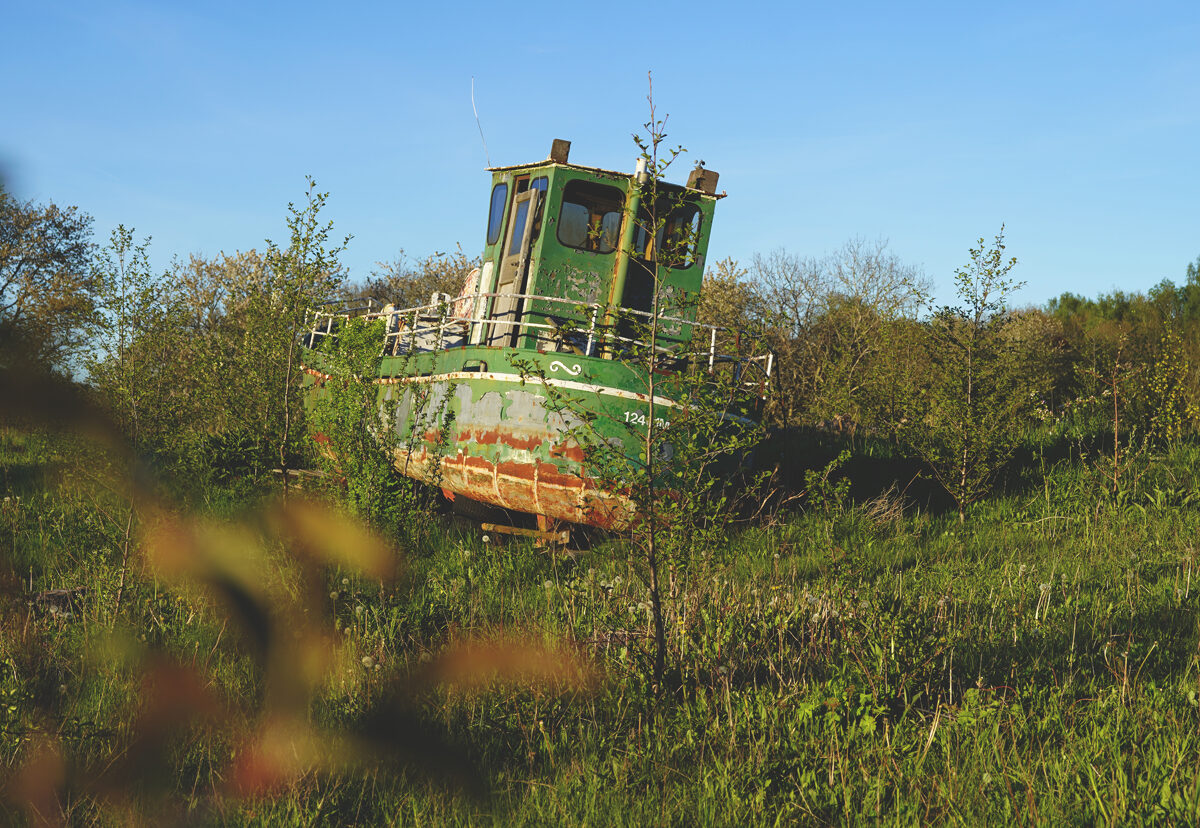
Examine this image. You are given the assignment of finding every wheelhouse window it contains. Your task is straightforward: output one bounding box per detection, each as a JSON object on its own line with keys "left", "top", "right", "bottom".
{"left": 633, "top": 201, "right": 702, "bottom": 269}
{"left": 557, "top": 180, "right": 624, "bottom": 254}
{"left": 529, "top": 176, "right": 549, "bottom": 238}
{"left": 486, "top": 183, "right": 508, "bottom": 246}
{"left": 508, "top": 199, "right": 531, "bottom": 249}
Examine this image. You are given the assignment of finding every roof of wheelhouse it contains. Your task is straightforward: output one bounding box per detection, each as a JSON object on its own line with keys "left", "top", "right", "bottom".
{"left": 486, "top": 160, "right": 630, "bottom": 178}
{"left": 485, "top": 139, "right": 723, "bottom": 197}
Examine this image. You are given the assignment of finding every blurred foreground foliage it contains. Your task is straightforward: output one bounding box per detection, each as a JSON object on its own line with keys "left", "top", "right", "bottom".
{"left": 0, "top": 359, "right": 593, "bottom": 825}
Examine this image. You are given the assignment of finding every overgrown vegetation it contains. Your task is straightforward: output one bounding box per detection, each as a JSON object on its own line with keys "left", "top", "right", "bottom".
{"left": 5, "top": 143, "right": 1200, "bottom": 823}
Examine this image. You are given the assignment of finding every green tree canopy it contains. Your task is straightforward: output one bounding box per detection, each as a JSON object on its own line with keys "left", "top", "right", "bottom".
{"left": 0, "top": 185, "right": 96, "bottom": 370}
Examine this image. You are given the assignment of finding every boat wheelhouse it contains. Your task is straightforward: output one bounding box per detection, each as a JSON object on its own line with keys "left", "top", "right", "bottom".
{"left": 302, "top": 140, "right": 771, "bottom": 532}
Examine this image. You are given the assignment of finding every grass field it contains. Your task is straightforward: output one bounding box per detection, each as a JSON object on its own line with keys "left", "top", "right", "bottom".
{"left": 3, "top": 428, "right": 1200, "bottom": 825}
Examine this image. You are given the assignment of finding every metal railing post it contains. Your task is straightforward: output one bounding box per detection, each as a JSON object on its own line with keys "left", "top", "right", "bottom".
{"left": 586, "top": 304, "right": 598, "bottom": 356}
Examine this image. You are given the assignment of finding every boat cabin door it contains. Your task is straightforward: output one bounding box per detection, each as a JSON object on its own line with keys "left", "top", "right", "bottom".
{"left": 487, "top": 187, "right": 541, "bottom": 347}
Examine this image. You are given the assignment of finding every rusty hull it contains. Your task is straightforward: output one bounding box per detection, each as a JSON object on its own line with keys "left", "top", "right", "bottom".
{"left": 383, "top": 375, "right": 639, "bottom": 530}
{"left": 392, "top": 444, "right": 635, "bottom": 530}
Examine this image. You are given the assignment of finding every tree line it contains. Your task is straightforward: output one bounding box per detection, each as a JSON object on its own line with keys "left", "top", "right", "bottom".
{"left": 0, "top": 181, "right": 472, "bottom": 499}
{"left": 704, "top": 233, "right": 1200, "bottom": 520}
{"left": 4, "top": 180, "right": 1198, "bottom": 519}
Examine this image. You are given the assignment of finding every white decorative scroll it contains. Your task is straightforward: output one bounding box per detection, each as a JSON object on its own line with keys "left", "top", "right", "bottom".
{"left": 548, "top": 361, "right": 582, "bottom": 376}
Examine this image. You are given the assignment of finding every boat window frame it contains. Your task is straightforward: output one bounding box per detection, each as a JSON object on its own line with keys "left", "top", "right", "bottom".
{"left": 528, "top": 176, "right": 549, "bottom": 240}
{"left": 633, "top": 199, "right": 703, "bottom": 270}
{"left": 556, "top": 179, "right": 624, "bottom": 255}
{"left": 486, "top": 182, "right": 508, "bottom": 246}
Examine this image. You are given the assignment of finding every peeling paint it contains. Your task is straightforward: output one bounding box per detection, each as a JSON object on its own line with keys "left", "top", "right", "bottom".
{"left": 366, "top": 355, "right": 639, "bottom": 528}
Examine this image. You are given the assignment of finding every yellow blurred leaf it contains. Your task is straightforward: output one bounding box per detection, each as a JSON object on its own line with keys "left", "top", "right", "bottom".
{"left": 422, "top": 635, "right": 596, "bottom": 694}
{"left": 271, "top": 498, "right": 400, "bottom": 581}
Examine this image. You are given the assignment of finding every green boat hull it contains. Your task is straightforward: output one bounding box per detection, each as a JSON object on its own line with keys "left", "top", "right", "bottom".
{"left": 305, "top": 344, "right": 677, "bottom": 529}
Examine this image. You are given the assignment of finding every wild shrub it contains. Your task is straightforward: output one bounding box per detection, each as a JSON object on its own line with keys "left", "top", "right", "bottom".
{"left": 899, "top": 227, "right": 1046, "bottom": 522}
{"left": 1144, "top": 326, "right": 1200, "bottom": 444}
{"left": 307, "top": 316, "right": 447, "bottom": 543}
{"left": 259, "top": 178, "right": 350, "bottom": 489}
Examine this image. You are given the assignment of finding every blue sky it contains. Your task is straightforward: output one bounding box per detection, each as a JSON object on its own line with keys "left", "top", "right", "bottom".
{"left": 3, "top": 1, "right": 1198, "bottom": 308}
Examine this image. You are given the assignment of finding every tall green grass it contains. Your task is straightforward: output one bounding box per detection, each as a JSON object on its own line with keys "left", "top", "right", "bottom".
{"left": 3, "top": 430, "right": 1200, "bottom": 824}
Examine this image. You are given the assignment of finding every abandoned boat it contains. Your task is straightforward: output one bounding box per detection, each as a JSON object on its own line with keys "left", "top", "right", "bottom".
{"left": 302, "top": 139, "right": 771, "bottom": 532}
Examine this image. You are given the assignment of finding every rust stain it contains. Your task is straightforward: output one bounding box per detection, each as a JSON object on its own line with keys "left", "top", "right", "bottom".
{"left": 535, "top": 462, "right": 581, "bottom": 488}
{"left": 498, "top": 433, "right": 545, "bottom": 451}
{"left": 495, "top": 460, "right": 535, "bottom": 481}
{"left": 464, "top": 429, "right": 545, "bottom": 451}
{"left": 549, "top": 442, "right": 585, "bottom": 463}
{"left": 301, "top": 365, "right": 332, "bottom": 383}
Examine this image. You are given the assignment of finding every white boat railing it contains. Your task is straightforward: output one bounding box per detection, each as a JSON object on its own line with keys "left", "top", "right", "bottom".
{"left": 304, "top": 291, "right": 773, "bottom": 386}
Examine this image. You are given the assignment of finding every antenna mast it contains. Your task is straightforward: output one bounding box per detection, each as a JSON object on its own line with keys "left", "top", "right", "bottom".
{"left": 471, "top": 77, "right": 491, "bottom": 167}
